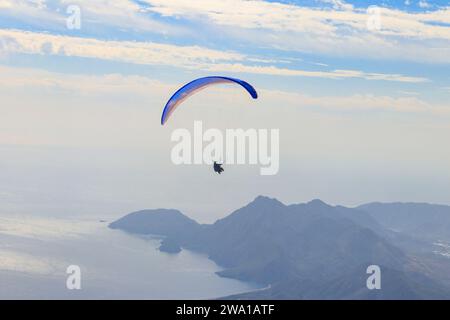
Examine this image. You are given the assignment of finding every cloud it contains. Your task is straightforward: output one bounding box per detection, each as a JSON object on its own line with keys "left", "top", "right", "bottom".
{"left": 203, "top": 63, "right": 428, "bottom": 83}
{"left": 0, "top": 0, "right": 64, "bottom": 29}
{"left": 0, "top": 29, "right": 429, "bottom": 83}
{"left": 58, "top": 0, "right": 185, "bottom": 35}
{"left": 0, "top": 64, "right": 173, "bottom": 96}
{"left": 0, "top": 65, "right": 445, "bottom": 115}
{"left": 262, "top": 89, "right": 449, "bottom": 115}
{"left": 2, "top": 1, "right": 449, "bottom": 64}
{"left": 418, "top": 1, "right": 431, "bottom": 9}
{"left": 0, "top": 0, "right": 46, "bottom": 10}
{"left": 141, "top": 0, "right": 450, "bottom": 63}
{"left": 0, "top": 64, "right": 447, "bottom": 153}
{"left": 0, "top": 28, "right": 243, "bottom": 64}
{"left": 142, "top": 0, "right": 450, "bottom": 39}
{"left": 0, "top": 0, "right": 184, "bottom": 36}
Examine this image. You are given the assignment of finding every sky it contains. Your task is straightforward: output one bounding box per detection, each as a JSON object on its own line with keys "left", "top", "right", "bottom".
{"left": 0, "top": 0, "right": 449, "bottom": 223}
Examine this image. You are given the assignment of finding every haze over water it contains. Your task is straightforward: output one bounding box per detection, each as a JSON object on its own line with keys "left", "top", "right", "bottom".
{"left": 0, "top": 214, "right": 257, "bottom": 299}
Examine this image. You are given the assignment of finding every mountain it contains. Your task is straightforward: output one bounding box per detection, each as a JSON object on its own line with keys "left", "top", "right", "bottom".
{"left": 109, "top": 196, "right": 450, "bottom": 299}
{"left": 358, "top": 202, "right": 450, "bottom": 242}
{"left": 109, "top": 208, "right": 201, "bottom": 239}
{"left": 224, "top": 265, "right": 450, "bottom": 300}
{"left": 184, "top": 196, "right": 407, "bottom": 285}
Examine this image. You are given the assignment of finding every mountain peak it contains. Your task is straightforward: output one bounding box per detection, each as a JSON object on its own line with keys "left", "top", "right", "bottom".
{"left": 252, "top": 195, "right": 284, "bottom": 207}
{"left": 307, "top": 199, "right": 330, "bottom": 208}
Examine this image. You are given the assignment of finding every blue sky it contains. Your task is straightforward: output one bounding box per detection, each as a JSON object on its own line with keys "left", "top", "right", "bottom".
{"left": 0, "top": 0, "right": 449, "bottom": 220}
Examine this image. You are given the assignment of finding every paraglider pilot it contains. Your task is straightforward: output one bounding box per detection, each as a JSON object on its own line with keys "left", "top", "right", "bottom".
{"left": 213, "top": 161, "right": 224, "bottom": 174}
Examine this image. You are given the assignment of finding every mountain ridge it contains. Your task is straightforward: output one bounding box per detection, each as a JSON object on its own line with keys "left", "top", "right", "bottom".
{"left": 109, "top": 196, "right": 450, "bottom": 299}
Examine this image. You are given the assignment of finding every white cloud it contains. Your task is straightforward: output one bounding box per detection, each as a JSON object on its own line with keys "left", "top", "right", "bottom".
{"left": 203, "top": 63, "right": 428, "bottom": 83}
{"left": 0, "top": 65, "right": 447, "bottom": 161}
{"left": 141, "top": 0, "right": 450, "bottom": 63}
{"left": 0, "top": 65, "right": 171, "bottom": 95}
{"left": 0, "top": 0, "right": 64, "bottom": 29}
{"left": 418, "top": 1, "right": 430, "bottom": 9}
{"left": 2, "top": 0, "right": 449, "bottom": 63}
{"left": 142, "top": 0, "right": 450, "bottom": 39}
{"left": 0, "top": 0, "right": 184, "bottom": 35}
{"left": 398, "top": 90, "right": 420, "bottom": 96}
{"left": 0, "top": 0, "right": 46, "bottom": 9}
{"left": 0, "top": 28, "right": 243, "bottom": 64}
{"left": 0, "top": 65, "right": 445, "bottom": 115}
{"left": 59, "top": 0, "right": 185, "bottom": 35}
{"left": 262, "top": 89, "right": 449, "bottom": 115}
{"left": 0, "top": 29, "right": 429, "bottom": 83}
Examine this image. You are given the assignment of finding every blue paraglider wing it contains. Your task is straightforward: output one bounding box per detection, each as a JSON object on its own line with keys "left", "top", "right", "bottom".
{"left": 161, "top": 76, "right": 258, "bottom": 125}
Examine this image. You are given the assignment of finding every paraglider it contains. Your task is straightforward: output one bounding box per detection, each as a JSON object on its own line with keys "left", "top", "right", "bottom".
{"left": 161, "top": 76, "right": 258, "bottom": 125}
{"left": 213, "top": 161, "right": 224, "bottom": 174}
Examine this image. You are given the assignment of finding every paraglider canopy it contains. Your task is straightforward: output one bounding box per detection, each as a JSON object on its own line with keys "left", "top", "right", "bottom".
{"left": 161, "top": 76, "right": 258, "bottom": 125}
